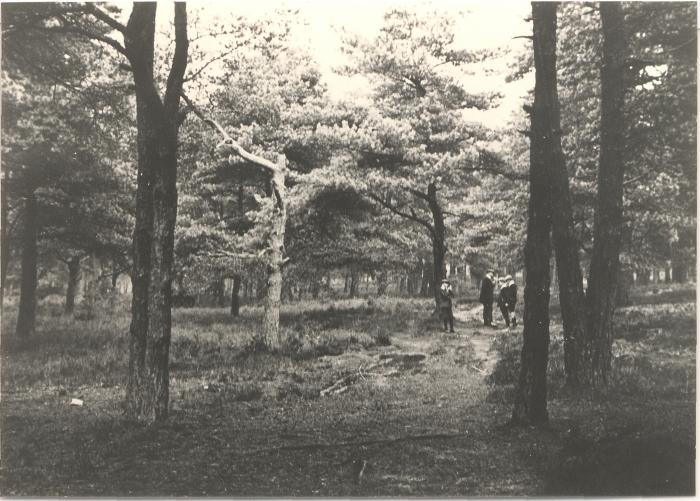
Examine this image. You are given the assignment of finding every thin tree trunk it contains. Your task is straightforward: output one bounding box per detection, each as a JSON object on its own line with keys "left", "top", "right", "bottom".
{"left": 125, "top": 2, "right": 188, "bottom": 422}
{"left": 349, "top": 266, "right": 359, "bottom": 298}
{"left": 230, "top": 273, "right": 241, "bottom": 317}
{"left": 65, "top": 255, "right": 80, "bottom": 315}
{"left": 512, "top": 2, "right": 555, "bottom": 426}
{"left": 212, "top": 278, "right": 225, "bottom": 307}
{"left": 427, "top": 182, "right": 447, "bottom": 311}
{"left": 83, "top": 253, "right": 98, "bottom": 319}
{"left": 585, "top": 1, "right": 626, "bottom": 386}
{"left": 376, "top": 270, "right": 388, "bottom": 296}
{"left": 261, "top": 155, "right": 287, "bottom": 350}
{"left": 16, "top": 191, "right": 38, "bottom": 338}
{"left": 419, "top": 258, "right": 429, "bottom": 296}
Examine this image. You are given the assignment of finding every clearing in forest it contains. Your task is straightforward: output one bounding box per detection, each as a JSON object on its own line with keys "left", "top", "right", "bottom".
{"left": 0, "top": 289, "right": 695, "bottom": 496}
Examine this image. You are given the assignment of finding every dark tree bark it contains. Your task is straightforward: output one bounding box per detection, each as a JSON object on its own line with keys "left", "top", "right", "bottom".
{"left": 230, "top": 273, "right": 241, "bottom": 317}
{"left": 16, "top": 191, "right": 38, "bottom": 338}
{"left": 585, "top": 1, "right": 626, "bottom": 386}
{"left": 427, "top": 182, "right": 447, "bottom": 311}
{"left": 124, "top": 2, "right": 189, "bottom": 422}
{"left": 64, "top": 255, "right": 80, "bottom": 315}
{"left": 530, "top": 0, "right": 589, "bottom": 388}
{"left": 512, "top": 2, "right": 555, "bottom": 426}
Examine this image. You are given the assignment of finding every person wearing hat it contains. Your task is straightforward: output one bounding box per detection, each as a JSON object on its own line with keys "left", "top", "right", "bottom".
{"left": 439, "top": 278, "right": 455, "bottom": 333}
{"left": 497, "top": 275, "right": 518, "bottom": 327}
{"left": 479, "top": 270, "right": 496, "bottom": 327}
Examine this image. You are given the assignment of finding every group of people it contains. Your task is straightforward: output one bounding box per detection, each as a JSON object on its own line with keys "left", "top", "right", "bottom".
{"left": 479, "top": 270, "right": 518, "bottom": 328}
{"left": 436, "top": 270, "right": 518, "bottom": 333}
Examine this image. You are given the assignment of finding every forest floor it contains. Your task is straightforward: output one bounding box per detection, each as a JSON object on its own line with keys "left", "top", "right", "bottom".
{"left": 0, "top": 286, "right": 695, "bottom": 496}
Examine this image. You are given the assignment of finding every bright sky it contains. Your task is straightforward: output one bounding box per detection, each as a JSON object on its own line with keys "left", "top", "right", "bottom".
{"left": 179, "top": 1, "right": 534, "bottom": 128}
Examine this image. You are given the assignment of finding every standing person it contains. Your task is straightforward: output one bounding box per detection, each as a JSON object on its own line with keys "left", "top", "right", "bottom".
{"left": 498, "top": 275, "right": 518, "bottom": 327}
{"left": 439, "top": 278, "right": 455, "bottom": 333}
{"left": 505, "top": 275, "right": 518, "bottom": 327}
{"left": 479, "top": 270, "right": 495, "bottom": 327}
{"left": 497, "top": 277, "right": 510, "bottom": 327}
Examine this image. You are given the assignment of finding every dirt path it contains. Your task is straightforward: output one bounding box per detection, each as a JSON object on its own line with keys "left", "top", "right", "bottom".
{"left": 1, "top": 304, "right": 547, "bottom": 497}
{"left": 452, "top": 304, "right": 503, "bottom": 374}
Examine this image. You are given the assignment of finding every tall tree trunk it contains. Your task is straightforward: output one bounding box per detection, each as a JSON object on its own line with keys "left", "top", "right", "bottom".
{"left": 427, "top": 182, "right": 447, "bottom": 311}
{"left": 16, "top": 191, "right": 38, "bottom": 338}
{"left": 585, "top": 2, "right": 626, "bottom": 386}
{"left": 261, "top": 155, "right": 287, "bottom": 350}
{"left": 533, "top": 0, "right": 589, "bottom": 388}
{"left": 512, "top": 2, "right": 555, "bottom": 426}
{"left": 64, "top": 255, "right": 80, "bottom": 315}
{"left": 230, "top": 273, "right": 241, "bottom": 317}
{"left": 125, "top": 2, "right": 188, "bottom": 422}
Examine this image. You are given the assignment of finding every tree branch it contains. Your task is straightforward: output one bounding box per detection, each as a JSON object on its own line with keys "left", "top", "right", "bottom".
{"left": 181, "top": 92, "right": 280, "bottom": 173}
{"left": 164, "top": 2, "right": 189, "bottom": 113}
{"left": 405, "top": 187, "right": 429, "bottom": 201}
{"left": 42, "top": 23, "right": 128, "bottom": 56}
{"left": 366, "top": 192, "right": 435, "bottom": 238}
{"left": 184, "top": 44, "right": 244, "bottom": 83}
{"left": 474, "top": 149, "right": 528, "bottom": 181}
{"left": 82, "top": 3, "right": 127, "bottom": 33}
